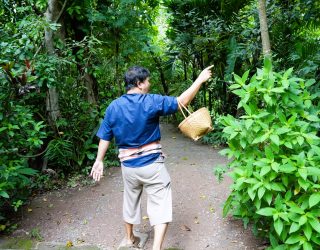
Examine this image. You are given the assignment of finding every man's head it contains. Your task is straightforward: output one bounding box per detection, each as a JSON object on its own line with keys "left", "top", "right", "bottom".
{"left": 124, "top": 66, "right": 150, "bottom": 93}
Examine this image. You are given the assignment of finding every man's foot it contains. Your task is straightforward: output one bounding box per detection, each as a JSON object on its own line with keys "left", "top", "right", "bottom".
{"left": 125, "top": 235, "right": 140, "bottom": 247}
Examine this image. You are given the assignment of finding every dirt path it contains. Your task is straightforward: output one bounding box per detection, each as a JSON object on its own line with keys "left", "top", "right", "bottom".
{"left": 13, "top": 123, "right": 262, "bottom": 250}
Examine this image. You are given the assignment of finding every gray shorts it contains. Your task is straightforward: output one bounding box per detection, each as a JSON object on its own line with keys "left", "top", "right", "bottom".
{"left": 121, "top": 157, "right": 172, "bottom": 226}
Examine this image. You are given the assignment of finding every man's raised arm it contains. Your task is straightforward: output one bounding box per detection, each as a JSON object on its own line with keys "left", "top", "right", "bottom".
{"left": 177, "top": 65, "right": 213, "bottom": 107}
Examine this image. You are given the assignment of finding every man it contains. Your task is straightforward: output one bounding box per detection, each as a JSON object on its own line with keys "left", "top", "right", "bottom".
{"left": 90, "top": 65, "right": 213, "bottom": 250}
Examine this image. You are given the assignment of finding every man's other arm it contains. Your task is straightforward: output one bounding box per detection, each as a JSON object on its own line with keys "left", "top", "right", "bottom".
{"left": 90, "top": 139, "right": 110, "bottom": 182}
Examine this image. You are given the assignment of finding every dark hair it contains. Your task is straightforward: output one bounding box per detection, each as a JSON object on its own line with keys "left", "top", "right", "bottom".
{"left": 124, "top": 66, "right": 150, "bottom": 91}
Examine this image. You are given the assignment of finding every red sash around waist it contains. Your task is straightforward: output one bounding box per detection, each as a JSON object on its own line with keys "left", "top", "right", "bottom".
{"left": 118, "top": 141, "right": 162, "bottom": 162}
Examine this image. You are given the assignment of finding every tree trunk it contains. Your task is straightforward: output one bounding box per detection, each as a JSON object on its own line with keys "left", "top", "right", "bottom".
{"left": 83, "top": 71, "right": 98, "bottom": 105}
{"left": 44, "top": 0, "right": 62, "bottom": 124}
{"left": 258, "top": 0, "right": 272, "bottom": 56}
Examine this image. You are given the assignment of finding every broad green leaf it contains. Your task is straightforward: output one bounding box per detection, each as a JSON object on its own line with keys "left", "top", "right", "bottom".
{"left": 311, "top": 145, "right": 320, "bottom": 156}
{"left": 298, "top": 168, "right": 308, "bottom": 180}
{"left": 304, "top": 223, "right": 312, "bottom": 241}
{"left": 305, "top": 79, "right": 316, "bottom": 87}
{"left": 297, "top": 136, "right": 304, "bottom": 146}
{"left": 307, "top": 167, "right": 320, "bottom": 176}
{"left": 271, "top": 162, "right": 279, "bottom": 172}
{"left": 298, "top": 178, "right": 310, "bottom": 191}
{"left": 258, "top": 187, "right": 266, "bottom": 200}
{"left": 283, "top": 67, "right": 293, "bottom": 79}
{"left": 289, "top": 205, "right": 304, "bottom": 214}
{"left": 270, "top": 183, "right": 285, "bottom": 192}
{"left": 254, "top": 197, "right": 261, "bottom": 210}
{"left": 284, "top": 142, "right": 293, "bottom": 149}
{"left": 299, "top": 215, "right": 307, "bottom": 226}
{"left": 309, "top": 217, "right": 320, "bottom": 233}
{"left": 229, "top": 84, "right": 241, "bottom": 90}
{"left": 288, "top": 114, "right": 297, "bottom": 124}
{"left": 309, "top": 193, "right": 320, "bottom": 208}
{"left": 256, "top": 112, "right": 270, "bottom": 118}
{"left": 278, "top": 112, "right": 286, "bottom": 123}
{"left": 311, "top": 235, "right": 320, "bottom": 245}
{"left": 303, "top": 242, "right": 313, "bottom": 250}
{"left": 245, "top": 119, "right": 254, "bottom": 130}
{"left": 265, "top": 192, "right": 272, "bottom": 205}
{"left": 260, "top": 165, "right": 271, "bottom": 176}
{"left": 274, "top": 219, "right": 283, "bottom": 236}
{"left": 256, "top": 207, "right": 276, "bottom": 216}
{"left": 248, "top": 187, "right": 255, "bottom": 200}
{"left": 263, "top": 93, "right": 272, "bottom": 104}
{"left": 242, "top": 103, "right": 252, "bottom": 115}
{"left": 17, "top": 167, "right": 38, "bottom": 176}
{"left": 305, "top": 115, "right": 319, "bottom": 122}
{"left": 289, "top": 222, "right": 300, "bottom": 234}
{"left": 265, "top": 147, "right": 274, "bottom": 160}
{"left": 241, "top": 70, "right": 250, "bottom": 83}
{"left": 0, "top": 191, "right": 9, "bottom": 198}
{"left": 232, "top": 89, "right": 246, "bottom": 98}
{"left": 270, "top": 134, "right": 280, "bottom": 145}
{"left": 285, "top": 234, "right": 300, "bottom": 244}
{"left": 270, "top": 87, "right": 285, "bottom": 93}
{"left": 223, "top": 195, "right": 233, "bottom": 217}
{"left": 260, "top": 133, "right": 269, "bottom": 142}
{"left": 234, "top": 74, "right": 244, "bottom": 85}
{"left": 276, "top": 127, "right": 290, "bottom": 134}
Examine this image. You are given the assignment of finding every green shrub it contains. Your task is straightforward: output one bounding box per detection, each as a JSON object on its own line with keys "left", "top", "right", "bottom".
{"left": 218, "top": 58, "right": 320, "bottom": 249}
{"left": 0, "top": 96, "right": 47, "bottom": 226}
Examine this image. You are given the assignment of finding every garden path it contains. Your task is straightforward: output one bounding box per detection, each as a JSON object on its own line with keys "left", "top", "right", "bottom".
{"left": 8, "top": 123, "right": 263, "bottom": 250}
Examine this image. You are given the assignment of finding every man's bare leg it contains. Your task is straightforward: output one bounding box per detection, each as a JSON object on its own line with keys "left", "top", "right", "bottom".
{"left": 153, "top": 223, "right": 168, "bottom": 250}
{"left": 125, "top": 222, "right": 135, "bottom": 244}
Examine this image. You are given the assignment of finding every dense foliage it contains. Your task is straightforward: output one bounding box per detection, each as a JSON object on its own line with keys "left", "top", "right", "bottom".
{"left": 0, "top": 0, "right": 319, "bottom": 245}
{"left": 218, "top": 59, "right": 320, "bottom": 249}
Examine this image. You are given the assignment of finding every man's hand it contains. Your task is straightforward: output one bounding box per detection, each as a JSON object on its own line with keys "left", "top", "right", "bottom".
{"left": 90, "top": 160, "right": 104, "bottom": 182}
{"left": 197, "top": 65, "right": 214, "bottom": 84}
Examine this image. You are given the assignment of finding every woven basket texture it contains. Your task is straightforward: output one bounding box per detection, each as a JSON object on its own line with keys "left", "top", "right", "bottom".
{"left": 178, "top": 107, "right": 213, "bottom": 141}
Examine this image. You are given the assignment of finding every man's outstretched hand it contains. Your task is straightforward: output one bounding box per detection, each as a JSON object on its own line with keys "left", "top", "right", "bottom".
{"left": 197, "top": 65, "right": 214, "bottom": 84}
{"left": 90, "top": 160, "right": 104, "bottom": 182}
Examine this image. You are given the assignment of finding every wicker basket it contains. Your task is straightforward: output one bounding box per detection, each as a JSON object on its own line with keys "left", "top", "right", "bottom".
{"left": 178, "top": 100, "right": 213, "bottom": 141}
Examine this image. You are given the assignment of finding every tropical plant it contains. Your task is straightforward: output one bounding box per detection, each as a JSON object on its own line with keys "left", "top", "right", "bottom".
{"left": 217, "top": 58, "right": 320, "bottom": 249}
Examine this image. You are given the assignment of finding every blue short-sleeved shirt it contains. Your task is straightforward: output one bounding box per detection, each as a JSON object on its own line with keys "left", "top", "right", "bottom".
{"left": 97, "top": 93, "right": 178, "bottom": 167}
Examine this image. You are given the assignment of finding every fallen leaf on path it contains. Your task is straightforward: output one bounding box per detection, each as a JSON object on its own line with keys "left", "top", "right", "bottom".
{"left": 142, "top": 216, "right": 149, "bottom": 220}
{"left": 200, "top": 195, "right": 206, "bottom": 199}
{"left": 66, "top": 241, "right": 73, "bottom": 247}
{"left": 48, "top": 204, "right": 53, "bottom": 208}
{"left": 76, "top": 238, "right": 85, "bottom": 244}
{"left": 194, "top": 217, "right": 199, "bottom": 224}
{"left": 209, "top": 207, "right": 215, "bottom": 213}
{"left": 43, "top": 198, "right": 47, "bottom": 202}
{"left": 82, "top": 219, "right": 88, "bottom": 225}
{"left": 180, "top": 225, "right": 191, "bottom": 231}
{"left": 172, "top": 136, "right": 176, "bottom": 139}
{"left": 181, "top": 157, "right": 188, "bottom": 160}
{"left": 27, "top": 208, "right": 32, "bottom": 212}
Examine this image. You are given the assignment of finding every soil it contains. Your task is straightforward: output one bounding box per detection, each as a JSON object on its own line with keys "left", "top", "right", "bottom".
{"left": 10, "top": 123, "right": 263, "bottom": 250}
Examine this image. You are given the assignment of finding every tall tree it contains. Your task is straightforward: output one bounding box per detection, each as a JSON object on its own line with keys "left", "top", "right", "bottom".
{"left": 258, "top": 0, "right": 271, "bottom": 56}
{"left": 44, "top": 0, "right": 66, "bottom": 124}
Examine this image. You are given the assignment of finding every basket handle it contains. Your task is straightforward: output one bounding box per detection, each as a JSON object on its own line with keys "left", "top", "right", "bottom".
{"left": 177, "top": 98, "right": 192, "bottom": 119}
